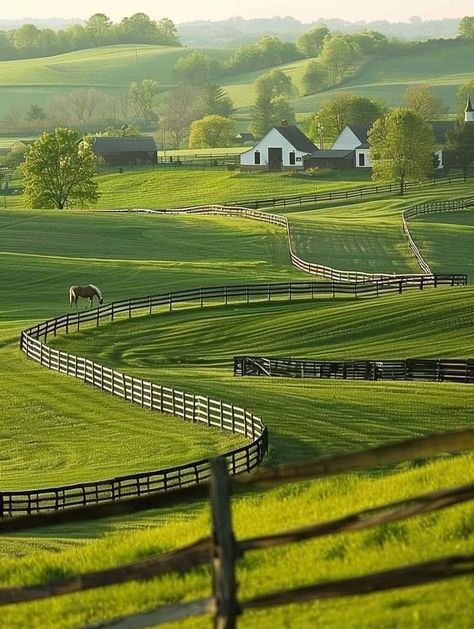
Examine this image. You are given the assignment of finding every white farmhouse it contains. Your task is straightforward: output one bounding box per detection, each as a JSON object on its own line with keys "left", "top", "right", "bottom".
{"left": 305, "top": 125, "right": 371, "bottom": 170}
{"left": 240, "top": 123, "right": 318, "bottom": 171}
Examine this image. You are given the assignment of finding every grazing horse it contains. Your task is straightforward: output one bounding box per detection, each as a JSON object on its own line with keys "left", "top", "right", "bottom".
{"left": 69, "top": 285, "right": 103, "bottom": 309}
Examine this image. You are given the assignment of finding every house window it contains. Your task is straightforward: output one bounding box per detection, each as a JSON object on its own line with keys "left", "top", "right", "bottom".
{"left": 289, "top": 152, "right": 296, "bottom": 165}
{"left": 358, "top": 153, "right": 366, "bottom": 167}
{"left": 254, "top": 151, "right": 261, "bottom": 165}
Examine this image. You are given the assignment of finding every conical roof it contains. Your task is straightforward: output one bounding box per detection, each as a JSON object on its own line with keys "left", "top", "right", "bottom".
{"left": 465, "top": 94, "right": 474, "bottom": 112}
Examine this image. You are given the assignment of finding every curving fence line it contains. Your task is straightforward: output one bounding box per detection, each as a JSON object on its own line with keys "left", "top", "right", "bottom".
{"left": 107, "top": 194, "right": 474, "bottom": 282}
{"left": 10, "top": 275, "right": 467, "bottom": 516}
{"left": 402, "top": 196, "right": 474, "bottom": 274}
{"left": 106, "top": 204, "right": 387, "bottom": 283}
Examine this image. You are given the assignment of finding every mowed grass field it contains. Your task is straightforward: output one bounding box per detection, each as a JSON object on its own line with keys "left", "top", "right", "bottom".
{"left": 0, "top": 191, "right": 473, "bottom": 628}
{"left": 0, "top": 44, "right": 230, "bottom": 118}
{"left": 292, "top": 41, "right": 474, "bottom": 113}
{"left": 0, "top": 39, "right": 472, "bottom": 118}
{"left": 5, "top": 169, "right": 372, "bottom": 210}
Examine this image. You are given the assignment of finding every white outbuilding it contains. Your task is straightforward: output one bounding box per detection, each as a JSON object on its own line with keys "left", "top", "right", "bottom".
{"left": 240, "top": 122, "right": 318, "bottom": 171}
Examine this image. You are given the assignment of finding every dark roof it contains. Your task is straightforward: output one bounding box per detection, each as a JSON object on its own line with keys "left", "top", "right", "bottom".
{"left": 466, "top": 95, "right": 474, "bottom": 112}
{"left": 275, "top": 125, "right": 318, "bottom": 153}
{"left": 308, "top": 150, "right": 354, "bottom": 159}
{"left": 430, "top": 121, "right": 456, "bottom": 144}
{"left": 92, "top": 136, "right": 157, "bottom": 154}
{"left": 346, "top": 125, "right": 371, "bottom": 144}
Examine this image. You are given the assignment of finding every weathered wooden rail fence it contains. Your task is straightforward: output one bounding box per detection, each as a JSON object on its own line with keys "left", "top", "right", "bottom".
{"left": 234, "top": 356, "right": 474, "bottom": 383}
{"left": 11, "top": 275, "right": 466, "bottom": 517}
{"left": 0, "top": 431, "right": 472, "bottom": 629}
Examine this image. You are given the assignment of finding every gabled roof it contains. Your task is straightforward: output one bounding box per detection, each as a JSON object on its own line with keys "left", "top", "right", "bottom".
{"left": 466, "top": 95, "right": 474, "bottom": 113}
{"left": 274, "top": 125, "right": 318, "bottom": 153}
{"left": 346, "top": 125, "right": 372, "bottom": 144}
{"left": 92, "top": 136, "right": 157, "bottom": 154}
{"left": 430, "top": 121, "right": 456, "bottom": 144}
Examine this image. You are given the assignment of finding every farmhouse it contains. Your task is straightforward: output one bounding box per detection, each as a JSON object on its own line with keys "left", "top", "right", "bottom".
{"left": 91, "top": 136, "right": 157, "bottom": 166}
{"left": 304, "top": 125, "right": 372, "bottom": 170}
{"left": 240, "top": 122, "right": 318, "bottom": 171}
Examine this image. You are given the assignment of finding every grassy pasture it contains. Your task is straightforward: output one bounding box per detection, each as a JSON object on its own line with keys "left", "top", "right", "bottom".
{"left": 293, "top": 41, "right": 474, "bottom": 113}
{"left": 0, "top": 45, "right": 230, "bottom": 118}
{"left": 0, "top": 39, "right": 472, "bottom": 119}
{"left": 4, "top": 168, "right": 372, "bottom": 210}
{"left": 0, "top": 197, "right": 473, "bottom": 627}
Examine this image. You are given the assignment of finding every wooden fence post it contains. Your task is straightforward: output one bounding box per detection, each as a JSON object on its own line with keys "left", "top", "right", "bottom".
{"left": 210, "top": 458, "right": 240, "bottom": 629}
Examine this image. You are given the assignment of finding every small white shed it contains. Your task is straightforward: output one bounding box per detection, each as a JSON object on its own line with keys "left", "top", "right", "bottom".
{"left": 240, "top": 124, "right": 318, "bottom": 171}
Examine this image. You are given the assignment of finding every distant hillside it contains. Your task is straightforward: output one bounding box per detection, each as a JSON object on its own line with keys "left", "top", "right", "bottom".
{"left": 0, "top": 38, "right": 471, "bottom": 124}
{"left": 178, "top": 16, "right": 462, "bottom": 47}
{"left": 0, "top": 45, "right": 230, "bottom": 119}
{"left": 292, "top": 40, "right": 474, "bottom": 113}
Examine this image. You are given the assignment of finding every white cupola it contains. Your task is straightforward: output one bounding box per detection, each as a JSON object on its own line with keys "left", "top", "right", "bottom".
{"left": 465, "top": 94, "right": 474, "bottom": 122}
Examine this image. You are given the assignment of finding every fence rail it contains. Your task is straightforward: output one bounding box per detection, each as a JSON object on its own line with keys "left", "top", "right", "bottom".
{"left": 402, "top": 196, "right": 474, "bottom": 274}
{"left": 111, "top": 194, "right": 474, "bottom": 281}
{"left": 12, "top": 275, "right": 466, "bottom": 517}
{"left": 223, "top": 173, "right": 474, "bottom": 210}
{"left": 234, "top": 356, "right": 474, "bottom": 383}
{"left": 1, "top": 431, "right": 472, "bottom": 628}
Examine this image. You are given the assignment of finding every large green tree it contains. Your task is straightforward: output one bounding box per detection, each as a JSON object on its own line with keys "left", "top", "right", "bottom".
{"left": 296, "top": 26, "right": 330, "bottom": 58}
{"left": 319, "top": 35, "right": 363, "bottom": 84}
{"left": 21, "top": 128, "right": 99, "bottom": 209}
{"left": 309, "top": 93, "right": 385, "bottom": 142}
{"left": 368, "top": 108, "right": 436, "bottom": 194}
{"left": 188, "top": 115, "right": 235, "bottom": 148}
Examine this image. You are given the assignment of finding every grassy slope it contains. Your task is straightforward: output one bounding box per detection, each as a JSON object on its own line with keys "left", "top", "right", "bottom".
{"left": 5, "top": 169, "right": 372, "bottom": 210}
{"left": 286, "top": 182, "right": 474, "bottom": 275}
{"left": 0, "top": 39, "right": 472, "bottom": 120}
{"left": 293, "top": 41, "right": 474, "bottom": 113}
{"left": 0, "top": 44, "right": 230, "bottom": 118}
{"left": 0, "top": 196, "right": 473, "bottom": 627}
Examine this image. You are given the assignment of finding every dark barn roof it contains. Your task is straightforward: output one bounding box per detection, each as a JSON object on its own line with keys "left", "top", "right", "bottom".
{"left": 346, "top": 125, "right": 372, "bottom": 149}
{"left": 92, "top": 136, "right": 157, "bottom": 154}
{"left": 235, "top": 132, "right": 255, "bottom": 141}
{"left": 275, "top": 125, "right": 318, "bottom": 153}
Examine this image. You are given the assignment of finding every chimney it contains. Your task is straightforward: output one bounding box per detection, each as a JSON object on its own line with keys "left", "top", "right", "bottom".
{"left": 281, "top": 119, "right": 288, "bottom": 127}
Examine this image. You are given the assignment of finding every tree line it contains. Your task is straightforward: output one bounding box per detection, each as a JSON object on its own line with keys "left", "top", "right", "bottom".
{"left": 0, "top": 13, "right": 180, "bottom": 60}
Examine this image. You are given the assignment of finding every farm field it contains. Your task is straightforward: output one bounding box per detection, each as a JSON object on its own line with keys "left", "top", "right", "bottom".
{"left": 0, "top": 39, "right": 473, "bottom": 119}
{"left": 292, "top": 41, "right": 474, "bottom": 113}
{"left": 286, "top": 181, "right": 474, "bottom": 275}
{"left": 0, "top": 189, "right": 473, "bottom": 627}
{"left": 0, "top": 44, "right": 230, "bottom": 118}
{"left": 4, "top": 168, "right": 372, "bottom": 210}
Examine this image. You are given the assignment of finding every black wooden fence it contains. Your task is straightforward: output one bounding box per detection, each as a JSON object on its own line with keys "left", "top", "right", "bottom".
{"left": 235, "top": 356, "right": 474, "bottom": 383}
{"left": 223, "top": 173, "right": 474, "bottom": 210}
{"left": 0, "top": 431, "right": 472, "bottom": 629}
{"left": 12, "top": 276, "right": 466, "bottom": 517}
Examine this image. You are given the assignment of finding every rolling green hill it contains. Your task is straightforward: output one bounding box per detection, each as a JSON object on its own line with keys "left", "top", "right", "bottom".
{"left": 0, "top": 40, "right": 472, "bottom": 121}
{"left": 293, "top": 42, "right": 474, "bottom": 113}
{"left": 0, "top": 196, "right": 473, "bottom": 627}
{"left": 0, "top": 44, "right": 230, "bottom": 118}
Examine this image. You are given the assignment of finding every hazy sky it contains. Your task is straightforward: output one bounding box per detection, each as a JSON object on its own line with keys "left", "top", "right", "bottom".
{"left": 1, "top": 0, "right": 472, "bottom": 23}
